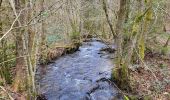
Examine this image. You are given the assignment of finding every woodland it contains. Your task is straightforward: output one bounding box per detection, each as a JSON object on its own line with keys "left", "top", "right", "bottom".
{"left": 0, "top": 0, "right": 170, "bottom": 100}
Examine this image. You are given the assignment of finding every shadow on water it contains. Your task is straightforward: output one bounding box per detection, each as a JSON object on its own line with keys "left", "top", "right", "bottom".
{"left": 36, "top": 39, "right": 122, "bottom": 100}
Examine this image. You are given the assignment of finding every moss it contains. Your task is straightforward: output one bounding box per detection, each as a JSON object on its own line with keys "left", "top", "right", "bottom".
{"left": 139, "top": 37, "right": 145, "bottom": 60}
{"left": 159, "top": 63, "right": 167, "bottom": 68}
{"left": 0, "top": 80, "right": 4, "bottom": 86}
{"left": 143, "top": 96, "right": 152, "bottom": 100}
{"left": 127, "top": 95, "right": 138, "bottom": 100}
{"left": 70, "top": 31, "right": 80, "bottom": 40}
{"left": 111, "top": 65, "right": 131, "bottom": 92}
{"left": 65, "top": 42, "right": 81, "bottom": 54}
{"left": 124, "top": 95, "right": 152, "bottom": 100}
{"left": 132, "top": 23, "right": 139, "bottom": 36}
{"left": 145, "top": 9, "right": 153, "bottom": 21}
{"left": 161, "top": 47, "right": 168, "bottom": 55}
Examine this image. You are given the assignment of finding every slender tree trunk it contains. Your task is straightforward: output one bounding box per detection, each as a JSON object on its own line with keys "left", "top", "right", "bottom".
{"left": 39, "top": 0, "right": 47, "bottom": 64}
{"left": 0, "top": 0, "right": 4, "bottom": 82}
{"left": 139, "top": 0, "right": 153, "bottom": 60}
{"left": 164, "top": 36, "right": 170, "bottom": 47}
{"left": 13, "top": 0, "right": 27, "bottom": 92}
{"left": 102, "top": 0, "right": 115, "bottom": 38}
{"left": 40, "top": 0, "right": 46, "bottom": 45}
{"left": 125, "top": 0, "right": 130, "bottom": 23}
{"left": 26, "top": 1, "right": 37, "bottom": 97}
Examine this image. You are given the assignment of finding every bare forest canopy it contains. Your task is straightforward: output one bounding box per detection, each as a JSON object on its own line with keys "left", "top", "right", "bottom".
{"left": 0, "top": 0, "right": 170, "bottom": 100}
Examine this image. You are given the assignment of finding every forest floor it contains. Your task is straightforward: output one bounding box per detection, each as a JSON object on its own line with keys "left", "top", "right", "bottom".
{"left": 129, "top": 53, "right": 170, "bottom": 100}
{"left": 129, "top": 35, "right": 170, "bottom": 100}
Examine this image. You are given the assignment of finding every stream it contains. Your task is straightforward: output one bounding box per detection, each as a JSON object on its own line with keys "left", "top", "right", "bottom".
{"left": 36, "top": 39, "right": 122, "bottom": 100}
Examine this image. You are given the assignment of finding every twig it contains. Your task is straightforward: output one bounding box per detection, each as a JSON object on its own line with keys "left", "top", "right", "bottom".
{"left": 0, "top": 86, "right": 14, "bottom": 100}
{"left": 0, "top": 0, "right": 65, "bottom": 42}
{"left": 134, "top": 48, "right": 160, "bottom": 85}
{"left": 0, "top": 43, "right": 72, "bottom": 65}
{"left": 0, "top": 9, "right": 23, "bottom": 42}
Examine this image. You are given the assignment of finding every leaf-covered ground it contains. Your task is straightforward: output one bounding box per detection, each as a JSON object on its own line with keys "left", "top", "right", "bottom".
{"left": 130, "top": 52, "right": 170, "bottom": 100}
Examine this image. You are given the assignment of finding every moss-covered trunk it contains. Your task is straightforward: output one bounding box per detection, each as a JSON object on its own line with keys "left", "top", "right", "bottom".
{"left": 138, "top": 0, "right": 153, "bottom": 61}
{"left": 112, "top": 0, "right": 130, "bottom": 90}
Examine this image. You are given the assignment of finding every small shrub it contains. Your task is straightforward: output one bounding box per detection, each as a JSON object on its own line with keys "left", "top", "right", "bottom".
{"left": 70, "top": 31, "right": 80, "bottom": 40}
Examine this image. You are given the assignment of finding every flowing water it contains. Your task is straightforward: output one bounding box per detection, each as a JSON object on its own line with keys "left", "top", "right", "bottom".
{"left": 36, "top": 39, "right": 122, "bottom": 100}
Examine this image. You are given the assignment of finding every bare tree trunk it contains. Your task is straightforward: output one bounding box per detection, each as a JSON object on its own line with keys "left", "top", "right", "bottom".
{"left": 39, "top": 0, "right": 47, "bottom": 64}
{"left": 114, "top": 0, "right": 127, "bottom": 69}
{"left": 0, "top": 0, "right": 5, "bottom": 82}
{"left": 102, "top": 0, "right": 115, "bottom": 38}
{"left": 125, "top": 0, "right": 130, "bottom": 23}
{"left": 40, "top": 0, "right": 46, "bottom": 45}
{"left": 13, "top": 0, "right": 27, "bottom": 92}
{"left": 26, "top": 1, "right": 37, "bottom": 97}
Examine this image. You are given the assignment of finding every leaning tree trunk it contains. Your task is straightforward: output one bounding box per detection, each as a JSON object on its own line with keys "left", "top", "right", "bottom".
{"left": 102, "top": 0, "right": 115, "bottom": 38}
